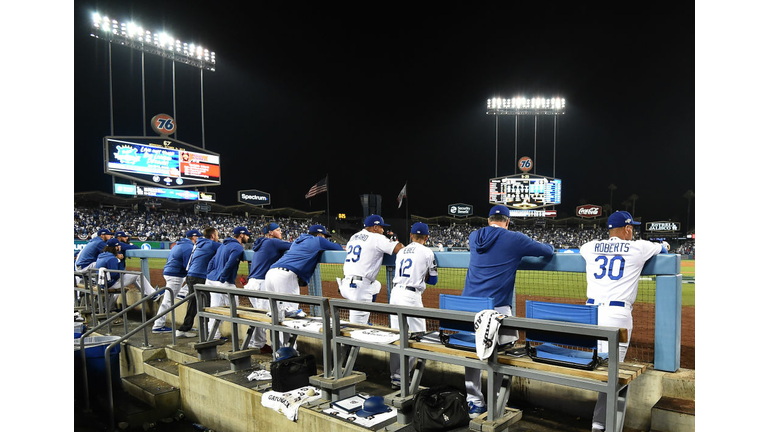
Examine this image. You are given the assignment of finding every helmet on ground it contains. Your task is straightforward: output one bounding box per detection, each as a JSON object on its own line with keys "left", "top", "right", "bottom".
{"left": 275, "top": 347, "right": 299, "bottom": 361}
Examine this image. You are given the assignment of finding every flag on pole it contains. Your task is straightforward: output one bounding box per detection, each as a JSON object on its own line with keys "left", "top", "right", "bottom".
{"left": 305, "top": 176, "right": 328, "bottom": 199}
{"left": 397, "top": 183, "right": 407, "bottom": 208}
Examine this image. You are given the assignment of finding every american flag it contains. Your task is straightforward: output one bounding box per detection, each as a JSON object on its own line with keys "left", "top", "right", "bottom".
{"left": 305, "top": 176, "right": 328, "bottom": 199}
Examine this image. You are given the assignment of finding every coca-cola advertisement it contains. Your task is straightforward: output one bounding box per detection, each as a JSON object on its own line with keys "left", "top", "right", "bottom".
{"left": 576, "top": 204, "right": 602, "bottom": 218}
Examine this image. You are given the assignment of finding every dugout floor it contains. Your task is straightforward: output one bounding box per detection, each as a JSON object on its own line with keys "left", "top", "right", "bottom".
{"left": 76, "top": 314, "right": 643, "bottom": 432}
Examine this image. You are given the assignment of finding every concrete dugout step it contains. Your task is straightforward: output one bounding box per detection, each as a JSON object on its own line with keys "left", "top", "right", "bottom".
{"left": 650, "top": 396, "right": 695, "bottom": 432}
{"left": 122, "top": 372, "right": 180, "bottom": 416}
{"left": 144, "top": 357, "right": 181, "bottom": 388}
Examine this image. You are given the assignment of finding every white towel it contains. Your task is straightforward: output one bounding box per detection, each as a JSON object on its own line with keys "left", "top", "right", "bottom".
{"left": 474, "top": 310, "right": 504, "bottom": 360}
{"left": 247, "top": 370, "right": 272, "bottom": 381}
{"left": 261, "top": 386, "right": 320, "bottom": 421}
{"left": 350, "top": 329, "right": 400, "bottom": 345}
{"left": 97, "top": 267, "right": 107, "bottom": 286}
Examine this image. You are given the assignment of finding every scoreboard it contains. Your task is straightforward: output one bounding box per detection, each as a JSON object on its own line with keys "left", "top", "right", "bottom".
{"left": 489, "top": 174, "right": 562, "bottom": 209}
{"left": 104, "top": 136, "right": 221, "bottom": 188}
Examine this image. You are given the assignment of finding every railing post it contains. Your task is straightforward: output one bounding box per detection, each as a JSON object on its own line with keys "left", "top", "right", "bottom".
{"left": 654, "top": 273, "right": 682, "bottom": 372}
{"left": 309, "top": 266, "right": 322, "bottom": 316}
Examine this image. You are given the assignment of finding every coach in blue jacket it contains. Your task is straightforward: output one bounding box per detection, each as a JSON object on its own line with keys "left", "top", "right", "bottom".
{"left": 264, "top": 224, "right": 342, "bottom": 347}
{"left": 151, "top": 229, "right": 201, "bottom": 333}
{"left": 176, "top": 227, "right": 220, "bottom": 338}
{"left": 76, "top": 228, "right": 113, "bottom": 271}
{"left": 205, "top": 226, "right": 252, "bottom": 340}
{"left": 243, "top": 222, "right": 292, "bottom": 352}
{"left": 462, "top": 205, "right": 555, "bottom": 418}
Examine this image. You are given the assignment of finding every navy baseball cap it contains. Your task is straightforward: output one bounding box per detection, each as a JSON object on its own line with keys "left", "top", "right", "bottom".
{"left": 607, "top": 211, "right": 641, "bottom": 229}
{"left": 356, "top": 396, "right": 390, "bottom": 417}
{"left": 411, "top": 222, "right": 429, "bottom": 235}
{"left": 233, "top": 226, "right": 252, "bottom": 236}
{"left": 262, "top": 222, "right": 279, "bottom": 234}
{"left": 114, "top": 231, "right": 128, "bottom": 237}
{"left": 97, "top": 228, "right": 113, "bottom": 236}
{"left": 364, "top": 215, "right": 390, "bottom": 227}
{"left": 489, "top": 205, "right": 510, "bottom": 217}
{"left": 309, "top": 224, "right": 330, "bottom": 236}
{"left": 106, "top": 238, "right": 120, "bottom": 247}
{"left": 186, "top": 229, "right": 202, "bottom": 238}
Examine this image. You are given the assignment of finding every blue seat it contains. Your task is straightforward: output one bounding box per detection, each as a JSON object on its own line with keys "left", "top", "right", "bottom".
{"left": 525, "top": 301, "right": 599, "bottom": 370}
{"left": 438, "top": 294, "right": 494, "bottom": 351}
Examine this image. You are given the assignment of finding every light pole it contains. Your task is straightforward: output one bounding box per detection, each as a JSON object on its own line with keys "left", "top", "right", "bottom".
{"left": 89, "top": 12, "right": 216, "bottom": 146}
{"left": 486, "top": 97, "right": 566, "bottom": 176}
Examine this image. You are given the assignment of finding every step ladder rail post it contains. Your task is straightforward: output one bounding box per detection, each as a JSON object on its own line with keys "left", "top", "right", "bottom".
{"left": 605, "top": 327, "right": 621, "bottom": 432}
{"left": 228, "top": 292, "right": 238, "bottom": 351}
{"left": 397, "top": 311, "right": 410, "bottom": 397}
{"left": 320, "top": 298, "right": 333, "bottom": 379}
{"left": 195, "top": 285, "right": 209, "bottom": 342}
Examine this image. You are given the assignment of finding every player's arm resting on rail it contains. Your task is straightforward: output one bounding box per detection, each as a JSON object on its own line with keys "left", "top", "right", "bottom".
{"left": 424, "top": 255, "right": 438, "bottom": 285}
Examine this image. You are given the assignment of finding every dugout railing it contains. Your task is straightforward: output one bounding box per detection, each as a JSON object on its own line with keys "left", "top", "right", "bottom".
{"left": 124, "top": 249, "right": 682, "bottom": 372}
{"left": 185, "top": 283, "right": 629, "bottom": 430}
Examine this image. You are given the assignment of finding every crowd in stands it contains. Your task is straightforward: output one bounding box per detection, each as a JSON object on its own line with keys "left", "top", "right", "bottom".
{"left": 74, "top": 207, "right": 318, "bottom": 242}
{"left": 75, "top": 207, "right": 689, "bottom": 252}
{"left": 423, "top": 224, "right": 609, "bottom": 250}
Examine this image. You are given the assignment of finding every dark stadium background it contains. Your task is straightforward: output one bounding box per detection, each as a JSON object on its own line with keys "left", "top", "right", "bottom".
{"left": 73, "top": 1, "right": 694, "bottom": 230}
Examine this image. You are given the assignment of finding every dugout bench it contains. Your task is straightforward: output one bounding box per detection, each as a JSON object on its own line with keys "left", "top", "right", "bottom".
{"left": 176, "top": 284, "right": 642, "bottom": 432}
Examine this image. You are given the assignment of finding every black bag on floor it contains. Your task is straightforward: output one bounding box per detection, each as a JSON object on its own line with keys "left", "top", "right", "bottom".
{"left": 270, "top": 354, "right": 317, "bottom": 392}
{"left": 413, "top": 385, "right": 470, "bottom": 431}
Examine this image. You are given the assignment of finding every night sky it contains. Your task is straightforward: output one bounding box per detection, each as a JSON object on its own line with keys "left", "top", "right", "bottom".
{"left": 73, "top": 1, "right": 695, "bottom": 228}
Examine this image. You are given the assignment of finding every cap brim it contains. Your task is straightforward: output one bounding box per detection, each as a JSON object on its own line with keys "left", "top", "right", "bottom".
{"left": 356, "top": 408, "right": 388, "bottom": 417}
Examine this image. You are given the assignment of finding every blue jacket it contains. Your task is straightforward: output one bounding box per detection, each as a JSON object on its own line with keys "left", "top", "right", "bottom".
{"left": 163, "top": 238, "right": 195, "bottom": 278}
{"left": 76, "top": 237, "right": 107, "bottom": 268}
{"left": 462, "top": 226, "right": 554, "bottom": 308}
{"left": 187, "top": 237, "right": 222, "bottom": 279}
{"left": 249, "top": 237, "right": 292, "bottom": 280}
{"left": 118, "top": 241, "right": 140, "bottom": 266}
{"left": 207, "top": 237, "right": 246, "bottom": 284}
{"left": 270, "top": 234, "right": 343, "bottom": 282}
{"left": 94, "top": 252, "right": 120, "bottom": 288}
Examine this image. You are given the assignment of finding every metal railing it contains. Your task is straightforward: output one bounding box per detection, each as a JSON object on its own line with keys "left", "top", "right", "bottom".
{"left": 183, "top": 284, "right": 627, "bottom": 429}
{"left": 75, "top": 268, "right": 195, "bottom": 432}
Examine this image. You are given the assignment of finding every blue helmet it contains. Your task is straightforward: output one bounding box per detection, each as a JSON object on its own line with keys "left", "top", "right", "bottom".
{"left": 275, "top": 347, "right": 299, "bottom": 361}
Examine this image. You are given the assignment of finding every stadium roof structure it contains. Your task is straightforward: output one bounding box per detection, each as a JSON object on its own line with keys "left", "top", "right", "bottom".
{"left": 74, "top": 191, "right": 325, "bottom": 219}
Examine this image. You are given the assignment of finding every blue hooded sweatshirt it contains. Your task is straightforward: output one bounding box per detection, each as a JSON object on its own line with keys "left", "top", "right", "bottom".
{"left": 462, "top": 226, "right": 555, "bottom": 308}
{"left": 207, "top": 237, "right": 246, "bottom": 284}
{"left": 248, "top": 237, "right": 292, "bottom": 280}
{"left": 270, "top": 234, "right": 343, "bottom": 282}
{"left": 76, "top": 237, "right": 107, "bottom": 268}
{"left": 187, "top": 237, "right": 222, "bottom": 279}
{"left": 163, "top": 237, "right": 195, "bottom": 278}
{"left": 94, "top": 251, "right": 121, "bottom": 287}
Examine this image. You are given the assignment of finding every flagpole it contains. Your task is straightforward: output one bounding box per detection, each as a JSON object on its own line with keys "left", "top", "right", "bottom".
{"left": 405, "top": 182, "right": 409, "bottom": 233}
{"left": 326, "top": 174, "right": 330, "bottom": 230}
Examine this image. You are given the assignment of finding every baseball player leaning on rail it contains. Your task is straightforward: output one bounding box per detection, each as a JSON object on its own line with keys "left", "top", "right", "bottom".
{"left": 388, "top": 222, "right": 438, "bottom": 389}
{"left": 580, "top": 211, "right": 667, "bottom": 432}
{"left": 338, "top": 215, "right": 404, "bottom": 325}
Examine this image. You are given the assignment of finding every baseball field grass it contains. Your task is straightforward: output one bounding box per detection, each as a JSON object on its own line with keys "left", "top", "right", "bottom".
{"left": 131, "top": 258, "right": 695, "bottom": 306}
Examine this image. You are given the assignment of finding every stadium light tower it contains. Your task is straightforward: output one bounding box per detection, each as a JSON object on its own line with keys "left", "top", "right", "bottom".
{"left": 89, "top": 12, "right": 216, "bottom": 147}
{"left": 486, "top": 97, "right": 566, "bottom": 177}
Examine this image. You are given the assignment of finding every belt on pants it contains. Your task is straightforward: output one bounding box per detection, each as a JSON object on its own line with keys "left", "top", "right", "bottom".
{"left": 275, "top": 267, "right": 290, "bottom": 272}
{"left": 395, "top": 284, "right": 418, "bottom": 292}
{"left": 587, "top": 299, "right": 626, "bottom": 307}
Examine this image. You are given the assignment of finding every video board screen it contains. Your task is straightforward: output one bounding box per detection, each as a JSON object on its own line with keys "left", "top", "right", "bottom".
{"left": 104, "top": 137, "right": 221, "bottom": 188}
{"left": 489, "top": 174, "right": 561, "bottom": 209}
{"left": 114, "top": 183, "right": 216, "bottom": 202}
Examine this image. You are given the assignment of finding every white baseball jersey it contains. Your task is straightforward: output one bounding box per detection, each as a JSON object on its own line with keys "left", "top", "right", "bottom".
{"left": 343, "top": 229, "right": 398, "bottom": 281}
{"left": 580, "top": 237, "right": 663, "bottom": 305}
{"left": 392, "top": 242, "right": 437, "bottom": 292}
